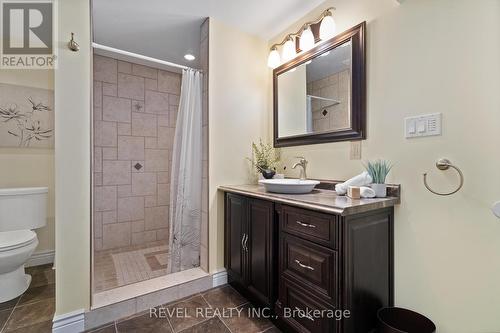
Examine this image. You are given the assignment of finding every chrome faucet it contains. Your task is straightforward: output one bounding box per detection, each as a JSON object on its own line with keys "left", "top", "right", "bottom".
{"left": 292, "top": 157, "right": 308, "bottom": 180}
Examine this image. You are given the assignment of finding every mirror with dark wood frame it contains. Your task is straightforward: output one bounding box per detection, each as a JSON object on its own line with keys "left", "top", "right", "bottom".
{"left": 273, "top": 22, "right": 366, "bottom": 147}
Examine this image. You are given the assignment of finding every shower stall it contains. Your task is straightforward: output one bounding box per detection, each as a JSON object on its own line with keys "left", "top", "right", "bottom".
{"left": 91, "top": 18, "right": 209, "bottom": 304}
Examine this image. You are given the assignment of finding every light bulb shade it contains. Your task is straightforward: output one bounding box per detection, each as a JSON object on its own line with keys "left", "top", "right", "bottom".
{"left": 267, "top": 48, "right": 281, "bottom": 69}
{"left": 282, "top": 38, "right": 296, "bottom": 62}
{"left": 299, "top": 27, "right": 315, "bottom": 51}
{"left": 319, "top": 15, "right": 336, "bottom": 40}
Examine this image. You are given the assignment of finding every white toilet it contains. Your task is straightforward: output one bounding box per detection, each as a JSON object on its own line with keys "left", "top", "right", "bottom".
{"left": 0, "top": 187, "right": 48, "bottom": 302}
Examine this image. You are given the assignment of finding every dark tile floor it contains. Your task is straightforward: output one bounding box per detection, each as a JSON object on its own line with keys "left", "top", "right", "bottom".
{"left": 87, "top": 285, "right": 281, "bottom": 333}
{"left": 0, "top": 264, "right": 55, "bottom": 333}
{"left": 1, "top": 265, "right": 281, "bottom": 333}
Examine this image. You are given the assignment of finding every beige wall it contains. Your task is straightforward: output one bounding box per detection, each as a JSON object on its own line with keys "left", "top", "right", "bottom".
{"left": 0, "top": 149, "right": 55, "bottom": 251}
{"left": 0, "top": 70, "right": 55, "bottom": 253}
{"left": 0, "top": 70, "right": 54, "bottom": 89}
{"left": 208, "top": 19, "right": 270, "bottom": 273}
{"left": 54, "top": 0, "right": 91, "bottom": 315}
{"left": 270, "top": 0, "right": 500, "bottom": 331}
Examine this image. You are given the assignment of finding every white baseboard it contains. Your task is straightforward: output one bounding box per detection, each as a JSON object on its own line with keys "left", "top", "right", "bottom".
{"left": 52, "top": 309, "right": 85, "bottom": 333}
{"left": 26, "top": 250, "right": 55, "bottom": 267}
{"left": 212, "top": 269, "right": 227, "bottom": 287}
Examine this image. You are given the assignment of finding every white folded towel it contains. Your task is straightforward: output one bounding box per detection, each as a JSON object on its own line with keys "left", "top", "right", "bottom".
{"left": 360, "top": 186, "right": 376, "bottom": 198}
{"left": 335, "top": 171, "right": 373, "bottom": 195}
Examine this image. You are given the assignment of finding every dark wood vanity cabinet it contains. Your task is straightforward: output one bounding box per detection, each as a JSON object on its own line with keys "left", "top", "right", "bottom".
{"left": 277, "top": 205, "right": 394, "bottom": 333}
{"left": 224, "top": 193, "right": 277, "bottom": 308}
{"left": 224, "top": 192, "right": 394, "bottom": 333}
{"left": 225, "top": 194, "right": 246, "bottom": 285}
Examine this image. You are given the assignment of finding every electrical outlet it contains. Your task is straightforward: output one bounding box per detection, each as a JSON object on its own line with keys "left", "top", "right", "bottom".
{"left": 350, "top": 141, "right": 362, "bottom": 160}
{"left": 405, "top": 113, "right": 442, "bottom": 138}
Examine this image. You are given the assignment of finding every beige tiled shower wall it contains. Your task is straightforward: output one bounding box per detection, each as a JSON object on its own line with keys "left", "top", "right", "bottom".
{"left": 307, "top": 69, "right": 351, "bottom": 132}
{"left": 200, "top": 18, "right": 209, "bottom": 272}
{"left": 93, "top": 55, "right": 181, "bottom": 251}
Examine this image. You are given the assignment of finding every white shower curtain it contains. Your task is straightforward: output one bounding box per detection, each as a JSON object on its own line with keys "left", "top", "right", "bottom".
{"left": 168, "top": 69, "right": 203, "bottom": 273}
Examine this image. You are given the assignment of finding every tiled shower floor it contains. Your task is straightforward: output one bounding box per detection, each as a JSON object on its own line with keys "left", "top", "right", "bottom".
{"left": 94, "top": 241, "right": 169, "bottom": 292}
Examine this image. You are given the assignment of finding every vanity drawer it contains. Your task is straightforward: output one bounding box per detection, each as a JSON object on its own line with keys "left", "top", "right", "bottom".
{"left": 279, "top": 278, "right": 336, "bottom": 333}
{"left": 281, "top": 205, "right": 338, "bottom": 249}
{"left": 281, "top": 233, "right": 337, "bottom": 304}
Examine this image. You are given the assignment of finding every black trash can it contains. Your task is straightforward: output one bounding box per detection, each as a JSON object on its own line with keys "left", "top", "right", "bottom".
{"left": 377, "top": 307, "right": 436, "bottom": 333}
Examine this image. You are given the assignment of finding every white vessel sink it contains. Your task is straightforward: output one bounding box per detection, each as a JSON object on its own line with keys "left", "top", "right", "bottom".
{"left": 258, "top": 179, "right": 320, "bottom": 194}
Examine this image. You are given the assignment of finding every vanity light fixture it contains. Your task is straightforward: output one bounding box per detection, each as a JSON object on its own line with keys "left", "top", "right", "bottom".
{"left": 267, "top": 7, "right": 336, "bottom": 68}
{"left": 319, "top": 11, "right": 336, "bottom": 40}
{"left": 267, "top": 46, "right": 281, "bottom": 68}
{"left": 299, "top": 26, "right": 315, "bottom": 52}
{"left": 281, "top": 36, "right": 296, "bottom": 62}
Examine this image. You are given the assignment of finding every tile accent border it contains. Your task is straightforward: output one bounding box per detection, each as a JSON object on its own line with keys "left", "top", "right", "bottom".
{"left": 52, "top": 308, "right": 85, "bottom": 333}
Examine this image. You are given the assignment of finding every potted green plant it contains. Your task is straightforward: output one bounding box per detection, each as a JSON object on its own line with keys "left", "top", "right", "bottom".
{"left": 247, "top": 139, "right": 281, "bottom": 179}
{"left": 364, "top": 159, "right": 393, "bottom": 198}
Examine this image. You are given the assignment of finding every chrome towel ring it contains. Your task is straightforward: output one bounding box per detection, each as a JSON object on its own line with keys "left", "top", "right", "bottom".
{"left": 423, "top": 158, "right": 464, "bottom": 196}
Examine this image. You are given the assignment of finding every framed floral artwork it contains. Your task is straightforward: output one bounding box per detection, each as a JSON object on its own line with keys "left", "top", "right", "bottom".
{"left": 0, "top": 83, "right": 54, "bottom": 148}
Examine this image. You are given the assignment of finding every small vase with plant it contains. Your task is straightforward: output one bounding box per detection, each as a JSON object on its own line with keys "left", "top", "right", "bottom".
{"left": 364, "top": 159, "right": 393, "bottom": 198}
{"left": 247, "top": 139, "right": 281, "bottom": 179}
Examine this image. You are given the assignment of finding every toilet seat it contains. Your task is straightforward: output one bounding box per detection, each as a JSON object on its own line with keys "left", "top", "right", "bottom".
{"left": 0, "top": 230, "right": 37, "bottom": 252}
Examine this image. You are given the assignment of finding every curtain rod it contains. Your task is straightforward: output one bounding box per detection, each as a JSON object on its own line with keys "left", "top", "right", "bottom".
{"left": 92, "top": 42, "right": 202, "bottom": 72}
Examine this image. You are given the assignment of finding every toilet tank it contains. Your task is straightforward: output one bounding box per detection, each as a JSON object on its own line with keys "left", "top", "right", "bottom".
{"left": 0, "top": 187, "right": 48, "bottom": 232}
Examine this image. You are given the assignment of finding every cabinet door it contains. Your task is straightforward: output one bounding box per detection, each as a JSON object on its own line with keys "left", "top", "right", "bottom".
{"left": 246, "top": 198, "right": 275, "bottom": 307}
{"left": 225, "top": 193, "right": 247, "bottom": 286}
{"left": 342, "top": 209, "right": 393, "bottom": 333}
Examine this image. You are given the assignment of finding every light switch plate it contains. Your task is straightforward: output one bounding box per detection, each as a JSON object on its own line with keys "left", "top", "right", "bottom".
{"left": 350, "top": 141, "right": 362, "bottom": 160}
{"left": 405, "top": 113, "right": 442, "bottom": 138}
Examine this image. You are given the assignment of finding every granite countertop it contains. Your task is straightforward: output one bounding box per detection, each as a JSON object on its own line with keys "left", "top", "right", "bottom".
{"left": 218, "top": 184, "right": 399, "bottom": 216}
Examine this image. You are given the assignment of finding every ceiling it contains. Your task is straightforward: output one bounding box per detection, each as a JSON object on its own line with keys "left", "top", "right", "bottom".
{"left": 92, "top": 0, "right": 326, "bottom": 68}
